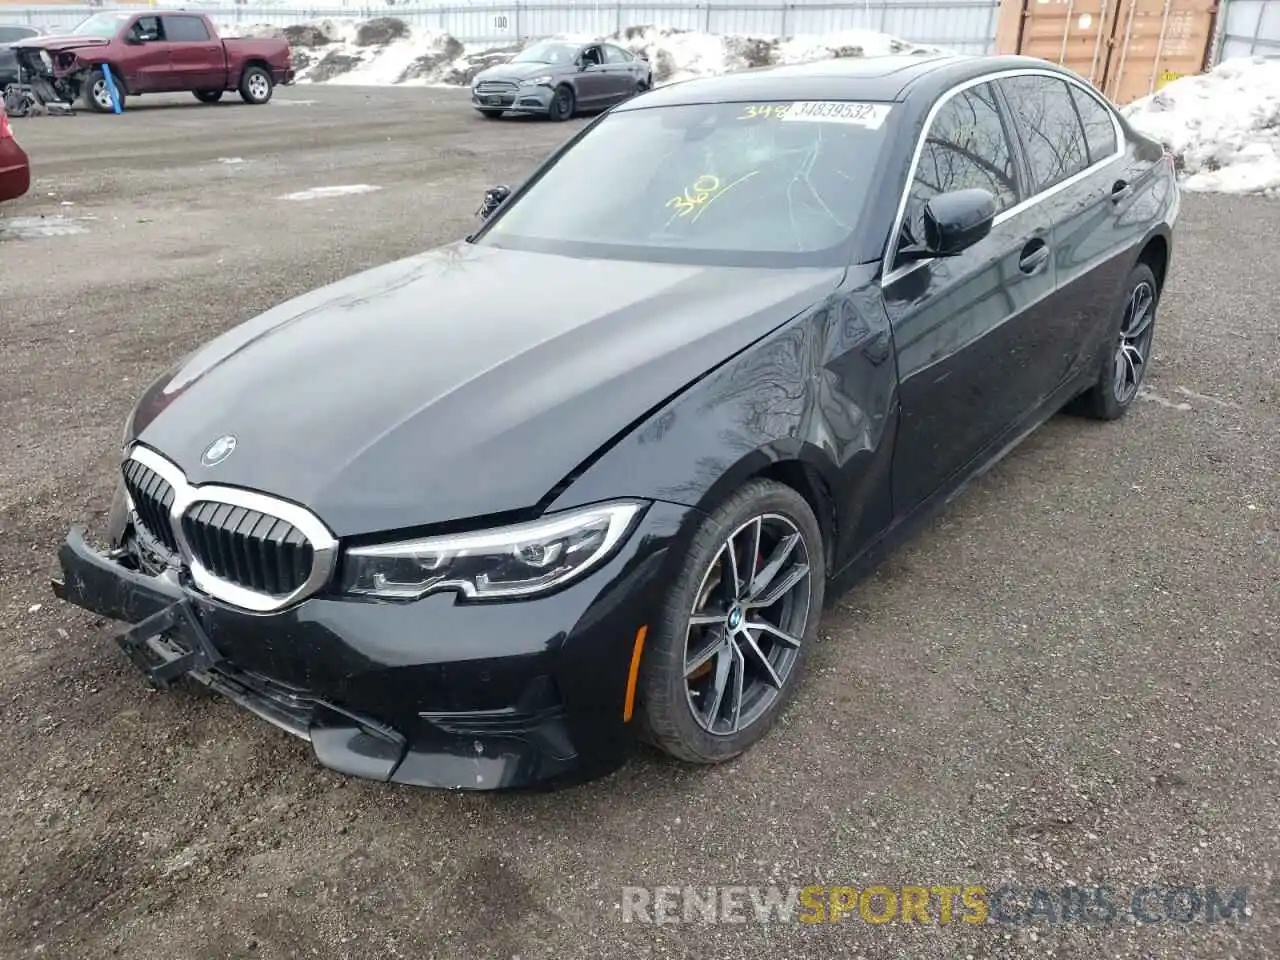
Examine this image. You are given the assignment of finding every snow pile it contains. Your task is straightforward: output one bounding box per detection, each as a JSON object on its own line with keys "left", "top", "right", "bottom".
{"left": 252, "top": 18, "right": 941, "bottom": 89}
{"left": 1123, "top": 56, "right": 1280, "bottom": 196}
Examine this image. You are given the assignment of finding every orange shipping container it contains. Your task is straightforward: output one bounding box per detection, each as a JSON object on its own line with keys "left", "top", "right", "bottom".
{"left": 995, "top": 0, "right": 1219, "bottom": 104}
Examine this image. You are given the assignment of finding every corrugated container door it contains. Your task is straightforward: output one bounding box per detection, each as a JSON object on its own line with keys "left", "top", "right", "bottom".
{"left": 1102, "top": 0, "right": 1218, "bottom": 103}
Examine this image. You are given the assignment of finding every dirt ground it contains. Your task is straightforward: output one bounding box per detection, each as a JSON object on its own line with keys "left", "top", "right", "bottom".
{"left": 0, "top": 86, "right": 1277, "bottom": 960}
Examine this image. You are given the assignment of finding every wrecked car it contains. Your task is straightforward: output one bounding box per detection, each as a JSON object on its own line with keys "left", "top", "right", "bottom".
{"left": 11, "top": 10, "right": 294, "bottom": 113}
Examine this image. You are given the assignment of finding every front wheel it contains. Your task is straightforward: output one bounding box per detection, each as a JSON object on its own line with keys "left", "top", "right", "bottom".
{"left": 547, "top": 84, "right": 574, "bottom": 122}
{"left": 194, "top": 89, "right": 223, "bottom": 104}
{"left": 238, "top": 65, "right": 273, "bottom": 105}
{"left": 82, "top": 68, "right": 121, "bottom": 113}
{"left": 1066, "top": 262, "right": 1160, "bottom": 420}
{"left": 638, "top": 479, "right": 825, "bottom": 764}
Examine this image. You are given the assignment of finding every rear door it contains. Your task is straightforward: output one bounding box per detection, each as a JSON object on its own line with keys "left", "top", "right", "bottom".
{"left": 160, "top": 15, "right": 224, "bottom": 91}
{"left": 997, "top": 73, "right": 1140, "bottom": 386}
{"left": 601, "top": 43, "right": 637, "bottom": 99}
{"left": 882, "top": 78, "right": 1059, "bottom": 512}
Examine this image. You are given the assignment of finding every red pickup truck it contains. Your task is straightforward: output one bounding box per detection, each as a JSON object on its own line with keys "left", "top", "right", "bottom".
{"left": 12, "top": 10, "right": 293, "bottom": 112}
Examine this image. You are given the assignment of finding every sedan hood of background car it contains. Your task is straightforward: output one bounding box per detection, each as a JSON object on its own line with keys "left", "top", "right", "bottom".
{"left": 130, "top": 242, "right": 844, "bottom": 537}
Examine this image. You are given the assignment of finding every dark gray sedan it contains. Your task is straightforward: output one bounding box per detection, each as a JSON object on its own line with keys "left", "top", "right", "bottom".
{"left": 471, "top": 39, "right": 652, "bottom": 121}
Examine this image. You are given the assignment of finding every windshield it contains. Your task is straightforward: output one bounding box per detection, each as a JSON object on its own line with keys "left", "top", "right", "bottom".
{"left": 477, "top": 100, "right": 892, "bottom": 267}
{"left": 512, "top": 41, "right": 579, "bottom": 65}
{"left": 70, "top": 12, "right": 131, "bottom": 37}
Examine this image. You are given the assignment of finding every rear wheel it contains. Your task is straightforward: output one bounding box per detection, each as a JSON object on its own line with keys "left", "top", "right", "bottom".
{"left": 83, "top": 68, "right": 122, "bottom": 113}
{"left": 1067, "top": 262, "right": 1160, "bottom": 420}
{"left": 238, "top": 66, "right": 273, "bottom": 105}
{"left": 547, "top": 84, "right": 574, "bottom": 122}
{"left": 193, "top": 89, "right": 223, "bottom": 104}
{"left": 638, "top": 480, "right": 825, "bottom": 764}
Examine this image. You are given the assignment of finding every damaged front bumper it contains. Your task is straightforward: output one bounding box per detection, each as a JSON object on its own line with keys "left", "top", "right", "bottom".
{"left": 51, "top": 502, "right": 688, "bottom": 790}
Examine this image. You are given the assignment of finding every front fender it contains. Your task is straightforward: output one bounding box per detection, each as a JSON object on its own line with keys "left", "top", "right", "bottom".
{"left": 549, "top": 280, "right": 899, "bottom": 569}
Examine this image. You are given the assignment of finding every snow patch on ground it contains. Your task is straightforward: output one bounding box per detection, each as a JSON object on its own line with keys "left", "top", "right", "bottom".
{"left": 260, "top": 19, "right": 942, "bottom": 89}
{"left": 1123, "top": 57, "right": 1280, "bottom": 197}
{"left": 279, "top": 184, "right": 382, "bottom": 201}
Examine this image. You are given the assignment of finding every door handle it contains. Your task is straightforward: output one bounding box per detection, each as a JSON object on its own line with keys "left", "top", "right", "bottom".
{"left": 1018, "top": 240, "right": 1050, "bottom": 274}
{"left": 1111, "top": 179, "right": 1133, "bottom": 202}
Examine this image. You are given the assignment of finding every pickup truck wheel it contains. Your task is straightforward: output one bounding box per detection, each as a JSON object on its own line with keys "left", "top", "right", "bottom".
{"left": 194, "top": 89, "right": 223, "bottom": 104}
{"left": 239, "top": 66, "right": 273, "bottom": 105}
{"left": 83, "top": 69, "right": 121, "bottom": 113}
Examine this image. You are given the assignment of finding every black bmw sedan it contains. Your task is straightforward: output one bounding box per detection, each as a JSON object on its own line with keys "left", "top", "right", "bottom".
{"left": 52, "top": 52, "right": 1178, "bottom": 790}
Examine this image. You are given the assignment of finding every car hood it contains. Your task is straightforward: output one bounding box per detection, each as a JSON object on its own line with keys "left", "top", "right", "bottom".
{"left": 130, "top": 242, "right": 844, "bottom": 537}
{"left": 13, "top": 35, "right": 108, "bottom": 52}
{"left": 473, "top": 61, "right": 564, "bottom": 83}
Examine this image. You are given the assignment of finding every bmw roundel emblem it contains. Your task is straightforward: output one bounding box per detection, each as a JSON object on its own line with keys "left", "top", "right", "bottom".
{"left": 201, "top": 434, "right": 237, "bottom": 467}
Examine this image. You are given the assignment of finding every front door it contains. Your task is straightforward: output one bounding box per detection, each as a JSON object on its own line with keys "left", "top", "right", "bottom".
{"left": 122, "top": 15, "right": 171, "bottom": 93}
{"left": 883, "top": 79, "right": 1059, "bottom": 513}
{"left": 575, "top": 44, "right": 610, "bottom": 105}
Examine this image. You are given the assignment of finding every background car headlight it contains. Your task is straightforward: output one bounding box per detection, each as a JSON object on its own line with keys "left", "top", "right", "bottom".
{"left": 521, "top": 75, "right": 553, "bottom": 86}
{"left": 340, "top": 500, "right": 646, "bottom": 601}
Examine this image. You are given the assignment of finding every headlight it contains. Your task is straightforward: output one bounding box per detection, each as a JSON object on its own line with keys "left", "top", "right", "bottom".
{"left": 340, "top": 500, "right": 646, "bottom": 601}
{"left": 522, "top": 75, "right": 553, "bottom": 86}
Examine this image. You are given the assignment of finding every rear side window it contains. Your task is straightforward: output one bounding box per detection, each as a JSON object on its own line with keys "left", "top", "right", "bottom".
{"left": 163, "top": 16, "right": 210, "bottom": 42}
{"left": 1069, "top": 84, "right": 1118, "bottom": 165}
{"left": 603, "top": 44, "right": 632, "bottom": 64}
{"left": 998, "top": 76, "right": 1089, "bottom": 192}
{"left": 903, "top": 81, "right": 1019, "bottom": 247}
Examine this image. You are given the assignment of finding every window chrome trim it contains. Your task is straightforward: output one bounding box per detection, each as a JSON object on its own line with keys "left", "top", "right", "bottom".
{"left": 127, "top": 445, "right": 339, "bottom": 614}
{"left": 881, "top": 67, "right": 1127, "bottom": 287}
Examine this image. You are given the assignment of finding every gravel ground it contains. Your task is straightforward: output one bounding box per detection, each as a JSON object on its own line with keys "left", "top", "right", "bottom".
{"left": 0, "top": 86, "right": 1277, "bottom": 960}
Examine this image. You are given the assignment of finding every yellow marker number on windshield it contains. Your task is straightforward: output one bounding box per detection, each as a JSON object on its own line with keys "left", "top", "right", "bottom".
{"left": 737, "top": 103, "right": 792, "bottom": 120}
{"left": 665, "top": 171, "right": 760, "bottom": 222}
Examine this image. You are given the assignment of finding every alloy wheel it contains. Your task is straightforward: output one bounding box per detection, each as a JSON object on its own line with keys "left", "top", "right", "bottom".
{"left": 1113, "top": 280, "right": 1155, "bottom": 404}
{"left": 248, "top": 73, "right": 270, "bottom": 101}
{"left": 683, "top": 514, "right": 812, "bottom": 736}
{"left": 93, "top": 79, "right": 114, "bottom": 110}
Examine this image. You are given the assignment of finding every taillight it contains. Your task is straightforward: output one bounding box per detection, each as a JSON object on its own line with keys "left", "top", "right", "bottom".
{"left": 0, "top": 108, "right": 11, "bottom": 140}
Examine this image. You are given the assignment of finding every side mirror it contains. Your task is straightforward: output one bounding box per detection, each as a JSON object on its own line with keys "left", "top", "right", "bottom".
{"left": 896, "top": 188, "right": 996, "bottom": 264}
{"left": 477, "top": 184, "right": 511, "bottom": 220}
{"left": 124, "top": 33, "right": 142, "bottom": 44}
{"left": 922, "top": 188, "right": 995, "bottom": 255}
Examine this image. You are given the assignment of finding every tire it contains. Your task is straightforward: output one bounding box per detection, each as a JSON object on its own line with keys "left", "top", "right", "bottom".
{"left": 1066, "top": 262, "right": 1160, "bottom": 421}
{"left": 547, "top": 84, "right": 575, "bottom": 122}
{"left": 82, "top": 68, "right": 121, "bottom": 113}
{"left": 238, "top": 65, "right": 273, "bottom": 105}
{"left": 638, "top": 479, "right": 825, "bottom": 764}
{"left": 194, "top": 89, "right": 224, "bottom": 104}
{"left": 477, "top": 109, "right": 503, "bottom": 119}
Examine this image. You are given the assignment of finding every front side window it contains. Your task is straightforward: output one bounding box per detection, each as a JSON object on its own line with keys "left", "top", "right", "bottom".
{"left": 129, "top": 16, "right": 164, "bottom": 42}
{"left": 1069, "top": 84, "right": 1118, "bottom": 165}
{"left": 162, "top": 16, "right": 210, "bottom": 42}
{"left": 478, "top": 100, "right": 893, "bottom": 268}
{"left": 902, "top": 81, "right": 1018, "bottom": 251}
{"left": 999, "top": 75, "right": 1089, "bottom": 191}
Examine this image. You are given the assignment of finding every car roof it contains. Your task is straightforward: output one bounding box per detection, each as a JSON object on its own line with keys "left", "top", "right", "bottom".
{"left": 615, "top": 53, "right": 1086, "bottom": 111}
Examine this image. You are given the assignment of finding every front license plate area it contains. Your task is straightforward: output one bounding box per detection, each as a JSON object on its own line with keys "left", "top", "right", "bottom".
{"left": 115, "top": 599, "right": 223, "bottom": 689}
